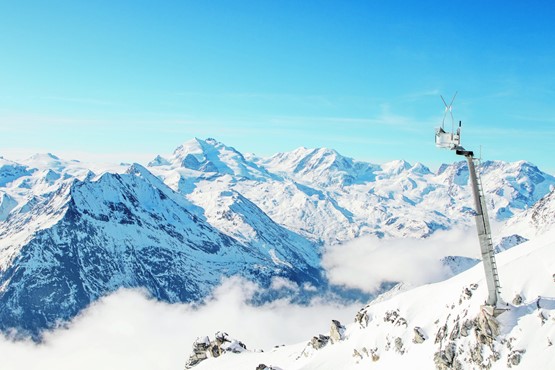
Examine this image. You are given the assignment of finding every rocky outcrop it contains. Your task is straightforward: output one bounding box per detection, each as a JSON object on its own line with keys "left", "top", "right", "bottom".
{"left": 299, "top": 320, "right": 347, "bottom": 359}
{"left": 507, "top": 349, "right": 526, "bottom": 368}
{"left": 256, "top": 365, "right": 283, "bottom": 370}
{"left": 413, "top": 326, "right": 426, "bottom": 344}
{"left": 383, "top": 309, "right": 408, "bottom": 327}
{"left": 475, "top": 307, "right": 501, "bottom": 345}
{"left": 309, "top": 334, "right": 330, "bottom": 350}
{"left": 512, "top": 294, "right": 523, "bottom": 305}
{"left": 355, "top": 309, "right": 369, "bottom": 328}
{"left": 434, "top": 342, "right": 463, "bottom": 370}
{"left": 330, "top": 320, "right": 346, "bottom": 343}
{"left": 184, "top": 331, "right": 247, "bottom": 368}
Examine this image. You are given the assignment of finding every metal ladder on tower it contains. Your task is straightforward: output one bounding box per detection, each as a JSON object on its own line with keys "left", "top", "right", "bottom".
{"left": 472, "top": 158, "right": 502, "bottom": 301}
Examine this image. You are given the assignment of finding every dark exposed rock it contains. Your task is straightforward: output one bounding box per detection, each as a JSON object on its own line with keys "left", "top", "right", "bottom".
{"left": 435, "top": 324, "right": 448, "bottom": 344}
{"left": 184, "top": 332, "right": 247, "bottom": 368}
{"left": 309, "top": 334, "right": 330, "bottom": 350}
{"left": 352, "top": 348, "right": 363, "bottom": 360}
{"left": 460, "top": 319, "right": 474, "bottom": 337}
{"left": 538, "top": 310, "right": 548, "bottom": 325}
{"left": 384, "top": 309, "right": 400, "bottom": 324}
{"left": 330, "top": 320, "right": 346, "bottom": 343}
{"left": 256, "top": 365, "right": 282, "bottom": 370}
{"left": 413, "top": 326, "right": 426, "bottom": 344}
{"left": 355, "top": 310, "right": 369, "bottom": 328}
{"left": 507, "top": 349, "right": 526, "bottom": 367}
{"left": 449, "top": 321, "right": 461, "bottom": 340}
{"left": 394, "top": 337, "right": 405, "bottom": 354}
{"left": 474, "top": 307, "right": 500, "bottom": 345}
{"left": 434, "top": 342, "right": 462, "bottom": 370}
{"left": 383, "top": 309, "right": 407, "bottom": 327}
{"left": 369, "top": 347, "right": 380, "bottom": 362}
{"left": 469, "top": 343, "right": 483, "bottom": 366}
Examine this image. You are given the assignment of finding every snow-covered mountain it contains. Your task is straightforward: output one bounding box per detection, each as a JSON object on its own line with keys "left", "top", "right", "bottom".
{"left": 0, "top": 161, "right": 321, "bottom": 339}
{"left": 1, "top": 138, "right": 554, "bottom": 340}
{"left": 503, "top": 187, "right": 555, "bottom": 238}
{"left": 184, "top": 228, "right": 555, "bottom": 370}
{"left": 150, "top": 138, "right": 555, "bottom": 244}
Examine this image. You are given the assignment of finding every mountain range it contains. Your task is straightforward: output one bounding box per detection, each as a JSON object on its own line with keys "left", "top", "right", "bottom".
{"left": 1, "top": 138, "right": 554, "bottom": 339}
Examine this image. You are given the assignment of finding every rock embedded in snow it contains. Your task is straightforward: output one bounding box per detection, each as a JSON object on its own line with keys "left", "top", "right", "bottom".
{"left": 475, "top": 308, "right": 501, "bottom": 345}
{"left": 394, "top": 337, "right": 405, "bottom": 354}
{"left": 255, "top": 365, "right": 283, "bottom": 370}
{"left": 309, "top": 334, "right": 330, "bottom": 350}
{"left": 434, "top": 342, "right": 462, "bottom": 370}
{"left": 354, "top": 309, "right": 369, "bottom": 328}
{"left": 329, "top": 319, "right": 346, "bottom": 343}
{"left": 413, "top": 326, "right": 427, "bottom": 344}
{"left": 184, "top": 332, "right": 247, "bottom": 369}
{"left": 507, "top": 349, "right": 526, "bottom": 367}
{"left": 184, "top": 337, "right": 211, "bottom": 368}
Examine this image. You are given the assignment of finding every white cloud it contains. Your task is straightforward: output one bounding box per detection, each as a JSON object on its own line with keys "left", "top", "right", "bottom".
{"left": 269, "top": 276, "right": 299, "bottom": 291}
{"left": 322, "top": 228, "right": 479, "bottom": 294}
{"left": 0, "top": 277, "right": 360, "bottom": 370}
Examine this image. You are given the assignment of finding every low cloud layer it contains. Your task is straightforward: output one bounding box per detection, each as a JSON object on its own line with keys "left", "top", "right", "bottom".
{"left": 322, "top": 228, "right": 480, "bottom": 293}
{"left": 0, "top": 229, "right": 481, "bottom": 369}
{"left": 0, "top": 277, "right": 360, "bottom": 370}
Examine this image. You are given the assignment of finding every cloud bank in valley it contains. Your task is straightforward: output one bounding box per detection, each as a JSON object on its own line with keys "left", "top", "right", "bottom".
{"left": 322, "top": 228, "right": 480, "bottom": 293}
{"left": 0, "top": 277, "right": 360, "bottom": 370}
{"left": 0, "top": 229, "right": 480, "bottom": 369}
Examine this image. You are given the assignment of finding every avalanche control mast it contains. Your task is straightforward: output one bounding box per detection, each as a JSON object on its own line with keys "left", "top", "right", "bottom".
{"left": 435, "top": 93, "right": 504, "bottom": 314}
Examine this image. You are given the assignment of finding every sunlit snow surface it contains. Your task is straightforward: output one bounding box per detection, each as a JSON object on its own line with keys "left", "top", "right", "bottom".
{"left": 193, "top": 229, "right": 555, "bottom": 370}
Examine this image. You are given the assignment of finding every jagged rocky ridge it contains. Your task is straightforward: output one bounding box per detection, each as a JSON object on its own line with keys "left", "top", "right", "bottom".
{"left": 1, "top": 139, "right": 554, "bottom": 339}
{"left": 0, "top": 162, "right": 321, "bottom": 339}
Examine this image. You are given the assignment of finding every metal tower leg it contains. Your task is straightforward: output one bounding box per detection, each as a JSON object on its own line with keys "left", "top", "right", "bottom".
{"left": 465, "top": 155, "right": 502, "bottom": 307}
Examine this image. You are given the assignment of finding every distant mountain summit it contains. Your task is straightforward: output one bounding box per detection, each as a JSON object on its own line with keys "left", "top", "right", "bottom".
{"left": 260, "top": 146, "right": 389, "bottom": 186}
{"left": 149, "top": 138, "right": 272, "bottom": 181}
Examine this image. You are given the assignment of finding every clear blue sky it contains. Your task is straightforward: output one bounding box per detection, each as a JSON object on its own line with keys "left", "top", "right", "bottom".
{"left": 1, "top": 1, "right": 554, "bottom": 173}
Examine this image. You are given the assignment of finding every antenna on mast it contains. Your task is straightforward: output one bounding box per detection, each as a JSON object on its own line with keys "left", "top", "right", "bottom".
{"left": 440, "top": 91, "right": 458, "bottom": 133}
{"left": 435, "top": 92, "right": 461, "bottom": 150}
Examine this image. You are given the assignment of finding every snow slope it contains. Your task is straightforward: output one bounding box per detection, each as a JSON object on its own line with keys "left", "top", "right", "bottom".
{"left": 189, "top": 228, "right": 555, "bottom": 369}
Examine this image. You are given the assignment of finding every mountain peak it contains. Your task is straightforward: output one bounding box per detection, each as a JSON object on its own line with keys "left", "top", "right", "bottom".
{"left": 148, "top": 138, "right": 269, "bottom": 181}
{"left": 410, "top": 162, "right": 432, "bottom": 175}
{"left": 380, "top": 159, "right": 412, "bottom": 176}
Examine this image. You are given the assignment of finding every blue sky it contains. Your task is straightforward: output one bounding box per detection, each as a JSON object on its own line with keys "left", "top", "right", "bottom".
{"left": 1, "top": 1, "right": 554, "bottom": 173}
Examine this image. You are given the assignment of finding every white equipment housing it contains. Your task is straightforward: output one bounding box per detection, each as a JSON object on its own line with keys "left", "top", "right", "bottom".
{"left": 435, "top": 125, "right": 461, "bottom": 149}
